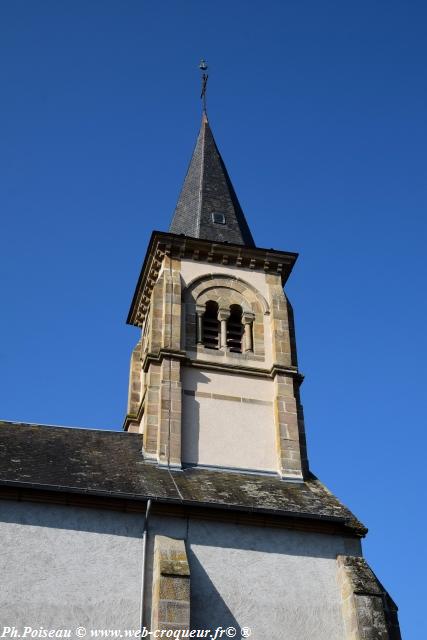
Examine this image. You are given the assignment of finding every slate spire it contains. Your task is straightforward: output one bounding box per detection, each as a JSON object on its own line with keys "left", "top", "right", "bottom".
{"left": 169, "top": 112, "right": 255, "bottom": 247}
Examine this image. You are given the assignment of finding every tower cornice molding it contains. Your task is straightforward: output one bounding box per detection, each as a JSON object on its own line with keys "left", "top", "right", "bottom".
{"left": 139, "top": 346, "right": 303, "bottom": 381}
{"left": 127, "top": 231, "right": 298, "bottom": 327}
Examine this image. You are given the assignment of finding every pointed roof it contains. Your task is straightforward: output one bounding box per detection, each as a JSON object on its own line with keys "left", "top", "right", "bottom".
{"left": 169, "top": 113, "right": 255, "bottom": 247}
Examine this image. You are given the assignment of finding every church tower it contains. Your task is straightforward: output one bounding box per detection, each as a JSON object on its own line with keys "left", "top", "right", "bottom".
{"left": 0, "top": 67, "right": 401, "bottom": 638}
{"left": 116, "top": 76, "right": 402, "bottom": 636}
{"left": 124, "top": 110, "right": 309, "bottom": 482}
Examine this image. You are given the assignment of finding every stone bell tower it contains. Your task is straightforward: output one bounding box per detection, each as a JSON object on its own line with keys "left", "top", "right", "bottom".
{"left": 120, "top": 98, "right": 401, "bottom": 640}
{"left": 124, "top": 111, "right": 309, "bottom": 481}
{"left": 0, "top": 60, "right": 401, "bottom": 639}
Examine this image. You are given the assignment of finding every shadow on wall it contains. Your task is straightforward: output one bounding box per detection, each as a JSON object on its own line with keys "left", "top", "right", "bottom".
{"left": 188, "top": 548, "right": 241, "bottom": 632}
{"left": 182, "top": 369, "right": 212, "bottom": 466}
{"left": 286, "top": 299, "right": 298, "bottom": 368}
{"left": 186, "top": 518, "right": 361, "bottom": 560}
{"left": 0, "top": 500, "right": 144, "bottom": 537}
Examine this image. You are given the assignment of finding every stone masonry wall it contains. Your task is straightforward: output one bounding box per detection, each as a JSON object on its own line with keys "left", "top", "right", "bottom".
{"left": 141, "top": 255, "right": 183, "bottom": 465}
{"left": 267, "top": 274, "right": 308, "bottom": 478}
{"left": 151, "top": 535, "right": 190, "bottom": 634}
{"left": 157, "top": 358, "right": 182, "bottom": 467}
{"left": 337, "top": 555, "right": 401, "bottom": 640}
{"left": 129, "top": 259, "right": 309, "bottom": 477}
{"left": 266, "top": 273, "right": 294, "bottom": 367}
{"left": 126, "top": 338, "right": 143, "bottom": 432}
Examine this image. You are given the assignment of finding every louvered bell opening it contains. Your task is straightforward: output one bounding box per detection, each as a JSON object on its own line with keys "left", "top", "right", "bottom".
{"left": 203, "top": 301, "right": 220, "bottom": 350}
{"left": 227, "top": 305, "right": 243, "bottom": 353}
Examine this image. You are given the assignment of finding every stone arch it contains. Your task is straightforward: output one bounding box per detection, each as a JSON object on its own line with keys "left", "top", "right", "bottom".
{"left": 197, "top": 287, "right": 252, "bottom": 313}
{"left": 185, "top": 273, "right": 269, "bottom": 314}
{"left": 183, "top": 274, "right": 267, "bottom": 357}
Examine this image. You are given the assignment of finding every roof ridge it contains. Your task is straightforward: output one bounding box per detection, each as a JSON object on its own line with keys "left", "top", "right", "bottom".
{"left": 196, "top": 113, "right": 206, "bottom": 239}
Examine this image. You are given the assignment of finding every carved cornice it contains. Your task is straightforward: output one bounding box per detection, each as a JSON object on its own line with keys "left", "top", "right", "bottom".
{"left": 127, "top": 231, "right": 298, "bottom": 328}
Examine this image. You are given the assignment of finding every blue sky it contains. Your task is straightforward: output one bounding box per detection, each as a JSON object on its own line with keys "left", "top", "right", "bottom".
{"left": 0, "top": 1, "right": 426, "bottom": 636}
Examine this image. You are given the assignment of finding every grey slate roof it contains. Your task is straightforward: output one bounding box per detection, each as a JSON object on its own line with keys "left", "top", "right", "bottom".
{"left": 169, "top": 113, "right": 256, "bottom": 247}
{"left": 0, "top": 421, "right": 365, "bottom": 535}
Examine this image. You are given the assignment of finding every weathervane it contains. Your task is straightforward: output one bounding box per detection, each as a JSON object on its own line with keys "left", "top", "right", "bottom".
{"left": 199, "top": 59, "right": 208, "bottom": 113}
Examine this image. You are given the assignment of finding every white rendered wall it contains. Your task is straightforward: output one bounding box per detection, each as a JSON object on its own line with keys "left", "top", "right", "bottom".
{"left": 181, "top": 368, "right": 277, "bottom": 472}
{"left": 0, "top": 501, "right": 362, "bottom": 639}
{"left": 146, "top": 514, "right": 362, "bottom": 640}
{"left": 0, "top": 501, "right": 142, "bottom": 630}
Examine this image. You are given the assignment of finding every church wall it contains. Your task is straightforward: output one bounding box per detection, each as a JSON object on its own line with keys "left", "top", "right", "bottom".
{"left": 145, "top": 514, "right": 363, "bottom": 640}
{"left": 181, "top": 367, "right": 277, "bottom": 472}
{"left": 0, "top": 499, "right": 363, "bottom": 638}
{"left": 0, "top": 500, "right": 143, "bottom": 630}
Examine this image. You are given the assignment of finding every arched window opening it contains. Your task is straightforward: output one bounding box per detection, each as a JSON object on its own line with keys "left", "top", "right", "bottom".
{"left": 202, "top": 301, "right": 220, "bottom": 349}
{"left": 227, "top": 305, "right": 243, "bottom": 353}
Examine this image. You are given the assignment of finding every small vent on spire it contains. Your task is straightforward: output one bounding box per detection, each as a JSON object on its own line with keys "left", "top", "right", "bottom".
{"left": 212, "top": 212, "right": 226, "bottom": 225}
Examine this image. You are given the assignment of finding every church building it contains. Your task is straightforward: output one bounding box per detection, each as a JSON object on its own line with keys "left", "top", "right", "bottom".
{"left": 0, "top": 92, "right": 401, "bottom": 639}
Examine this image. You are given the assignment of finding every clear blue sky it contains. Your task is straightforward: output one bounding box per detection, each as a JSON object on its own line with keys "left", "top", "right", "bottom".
{"left": 0, "top": 1, "right": 425, "bottom": 636}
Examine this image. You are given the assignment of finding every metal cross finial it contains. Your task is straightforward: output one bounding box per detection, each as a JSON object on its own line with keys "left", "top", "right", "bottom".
{"left": 199, "top": 59, "right": 208, "bottom": 113}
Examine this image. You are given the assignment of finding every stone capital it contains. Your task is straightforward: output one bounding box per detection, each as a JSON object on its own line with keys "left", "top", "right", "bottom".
{"left": 242, "top": 311, "right": 255, "bottom": 325}
{"left": 217, "top": 308, "right": 231, "bottom": 321}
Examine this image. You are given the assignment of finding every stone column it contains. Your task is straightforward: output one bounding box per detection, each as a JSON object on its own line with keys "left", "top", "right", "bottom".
{"left": 218, "top": 308, "right": 230, "bottom": 350}
{"left": 242, "top": 312, "right": 255, "bottom": 352}
{"left": 195, "top": 305, "right": 204, "bottom": 345}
